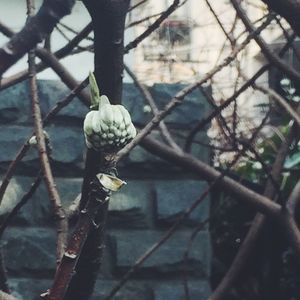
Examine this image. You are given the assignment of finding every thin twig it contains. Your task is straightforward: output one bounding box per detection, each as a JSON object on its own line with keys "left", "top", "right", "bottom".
{"left": 117, "top": 18, "right": 273, "bottom": 161}
{"left": 255, "top": 84, "right": 300, "bottom": 127}
{"left": 230, "top": 0, "right": 300, "bottom": 84}
{"left": 104, "top": 184, "right": 213, "bottom": 300}
{"left": 274, "top": 16, "right": 300, "bottom": 62}
{"left": 207, "top": 118, "right": 299, "bottom": 300}
{"left": 57, "top": 22, "right": 94, "bottom": 42}
{"left": 0, "top": 79, "right": 88, "bottom": 208}
{"left": 124, "top": 64, "right": 182, "bottom": 152}
{"left": 105, "top": 134, "right": 264, "bottom": 300}
{"left": 126, "top": 11, "right": 164, "bottom": 28}
{"left": 205, "top": 0, "right": 234, "bottom": 45}
{"left": 124, "top": 0, "right": 181, "bottom": 53}
{"left": 128, "top": 0, "right": 148, "bottom": 12}
{"left": 184, "top": 31, "right": 297, "bottom": 152}
{"left": 55, "top": 23, "right": 92, "bottom": 54}
{"left": 28, "top": 19, "right": 67, "bottom": 262}
{"left": 0, "top": 21, "right": 91, "bottom": 105}
{"left": 0, "top": 172, "right": 43, "bottom": 238}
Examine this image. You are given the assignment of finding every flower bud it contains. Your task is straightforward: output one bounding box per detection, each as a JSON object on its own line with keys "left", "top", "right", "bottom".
{"left": 83, "top": 95, "right": 136, "bottom": 152}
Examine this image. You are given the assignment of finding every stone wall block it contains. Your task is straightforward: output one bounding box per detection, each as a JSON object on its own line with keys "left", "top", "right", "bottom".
{"left": 0, "top": 177, "right": 82, "bottom": 226}
{"left": 0, "top": 81, "right": 210, "bottom": 129}
{"left": 112, "top": 230, "right": 211, "bottom": 278}
{"left": 108, "top": 180, "right": 154, "bottom": 228}
{"left": 153, "top": 280, "right": 211, "bottom": 300}
{"left": 154, "top": 180, "right": 210, "bottom": 225}
{"left": 2, "top": 227, "right": 113, "bottom": 278}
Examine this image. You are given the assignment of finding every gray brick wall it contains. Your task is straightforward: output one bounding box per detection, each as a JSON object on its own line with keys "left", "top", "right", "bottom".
{"left": 0, "top": 81, "right": 211, "bottom": 300}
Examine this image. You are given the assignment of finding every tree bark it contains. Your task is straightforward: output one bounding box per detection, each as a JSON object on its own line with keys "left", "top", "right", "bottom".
{"left": 64, "top": 1, "right": 130, "bottom": 299}
{"left": 84, "top": 0, "right": 130, "bottom": 104}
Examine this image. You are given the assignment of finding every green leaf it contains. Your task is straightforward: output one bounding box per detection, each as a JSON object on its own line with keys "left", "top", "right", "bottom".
{"left": 99, "top": 95, "right": 110, "bottom": 108}
{"left": 284, "top": 152, "right": 300, "bottom": 168}
{"left": 89, "top": 71, "right": 100, "bottom": 109}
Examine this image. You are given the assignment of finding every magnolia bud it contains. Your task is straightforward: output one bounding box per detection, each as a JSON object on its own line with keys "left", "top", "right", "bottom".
{"left": 83, "top": 95, "right": 136, "bottom": 152}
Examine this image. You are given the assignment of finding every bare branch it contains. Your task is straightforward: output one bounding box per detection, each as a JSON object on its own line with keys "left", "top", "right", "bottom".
{"left": 105, "top": 137, "right": 260, "bottom": 299}
{"left": 124, "top": 63, "right": 182, "bottom": 152}
{"left": 0, "top": 0, "right": 75, "bottom": 75}
{"left": 255, "top": 84, "right": 300, "bottom": 127}
{"left": 231, "top": 0, "right": 300, "bottom": 84}
{"left": 0, "top": 79, "right": 88, "bottom": 208}
{"left": 0, "top": 173, "right": 42, "bottom": 238}
{"left": 28, "top": 45, "right": 67, "bottom": 262}
{"left": 208, "top": 122, "right": 298, "bottom": 300}
{"left": 128, "top": 0, "right": 148, "bottom": 12}
{"left": 45, "top": 180, "right": 110, "bottom": 300}
{"left": 117, "top": 17, "right": 273, "bottom": 160}
{"left": 124, "top": 0, "right": 182, "bottom": 53}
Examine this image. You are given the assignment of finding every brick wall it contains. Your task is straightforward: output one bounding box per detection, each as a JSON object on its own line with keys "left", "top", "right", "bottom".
{"left": 0, "top": 81, "right": 211, "bottom": 299}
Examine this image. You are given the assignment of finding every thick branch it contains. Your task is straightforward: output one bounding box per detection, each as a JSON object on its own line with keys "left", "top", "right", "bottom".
{"left": 46, "top": 180, "right": 109, "bottom": 300}
{"left": 142, "top": 136, "right": 281, "bottom": 217}
{"left": 0, "top": 0, "right": 75, "bottom": 75}
{"left": 64, "top": 1, "right": 130, "bottom": 300}
{"left": 0, "top": 20, "right": 91, "bottom": 100}
{"left": 84, "top": 0, "right": 130, "bottom": 103}
{"left": 261, "top": 0, "right": 300, "bottom": 36}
